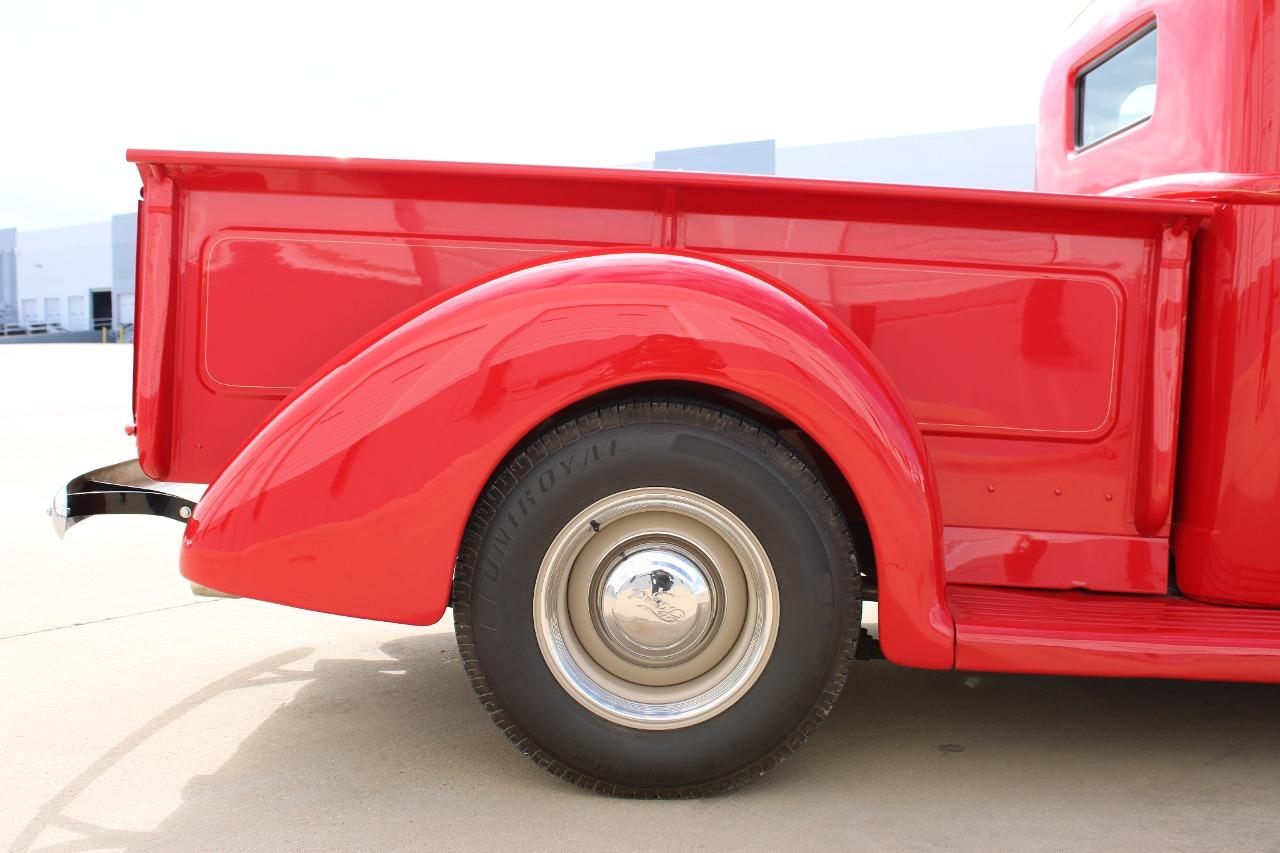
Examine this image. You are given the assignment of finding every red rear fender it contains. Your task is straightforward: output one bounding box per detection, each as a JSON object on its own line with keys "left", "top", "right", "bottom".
{"left": 182, "top": 252, "right": 954, "bottom": 668}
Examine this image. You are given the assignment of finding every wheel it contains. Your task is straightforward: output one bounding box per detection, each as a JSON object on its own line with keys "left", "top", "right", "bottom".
{"left": 453, "top": 399, "right": 860, "bottom": 796}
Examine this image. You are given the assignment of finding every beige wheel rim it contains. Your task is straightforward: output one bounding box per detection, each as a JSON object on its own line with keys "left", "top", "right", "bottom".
{"left": 533, "top": 487, "right": 779, "bottom": 730}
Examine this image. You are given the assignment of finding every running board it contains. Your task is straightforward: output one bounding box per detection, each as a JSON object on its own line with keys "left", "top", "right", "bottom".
{"left": 949, "top": 585, "right": 1280, "bottom": 683}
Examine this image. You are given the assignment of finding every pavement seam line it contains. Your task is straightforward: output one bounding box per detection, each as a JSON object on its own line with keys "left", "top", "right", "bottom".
{"left": 0, "top": 598, "right": 223, "bottom": 640}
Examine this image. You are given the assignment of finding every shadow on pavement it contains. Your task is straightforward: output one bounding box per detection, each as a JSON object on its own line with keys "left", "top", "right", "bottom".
{"left": 14, "top": 633, "right": 1280, "bottom": 852}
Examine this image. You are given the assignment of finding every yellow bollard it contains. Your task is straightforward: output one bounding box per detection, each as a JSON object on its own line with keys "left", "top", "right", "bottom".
{"left": 100, "top": 327, "right": 107, "bottom": 344}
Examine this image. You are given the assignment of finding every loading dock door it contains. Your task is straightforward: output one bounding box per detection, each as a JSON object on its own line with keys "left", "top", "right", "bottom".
{"left": 90, "top": 290, "right": 112, "bottom": 330}
{"left": 67, "top": 295, "right": 86, "bottom": 330}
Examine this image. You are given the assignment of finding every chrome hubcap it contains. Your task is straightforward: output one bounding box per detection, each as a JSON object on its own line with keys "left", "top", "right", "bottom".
{"left": 533, "top": 488, "right": 779, "bottom": 730}
{"left": 592, "top": 542, "right": 722, "bottom": 667}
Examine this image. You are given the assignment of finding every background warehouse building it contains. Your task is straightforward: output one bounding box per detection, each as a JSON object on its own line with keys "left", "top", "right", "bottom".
{"left": 0, "top": 125, "right": 1034, "bottom": 341}
{"left": 0, "top": 214, "right": 137, "bottom": 340}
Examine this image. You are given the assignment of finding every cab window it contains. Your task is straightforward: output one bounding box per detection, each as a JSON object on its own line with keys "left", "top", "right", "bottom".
{"left": 1076, "top": 25, "right": 1157, "bottom": 148}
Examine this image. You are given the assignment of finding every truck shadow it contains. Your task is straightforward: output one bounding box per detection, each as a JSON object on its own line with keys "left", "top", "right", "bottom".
{"left": 15, "top": 632, "right": 1280, "bottom": 852}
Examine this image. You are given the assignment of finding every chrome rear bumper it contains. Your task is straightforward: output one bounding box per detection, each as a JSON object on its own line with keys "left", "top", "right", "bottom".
{"left": 50, "top": 459, "right": 196, "bottom": 538}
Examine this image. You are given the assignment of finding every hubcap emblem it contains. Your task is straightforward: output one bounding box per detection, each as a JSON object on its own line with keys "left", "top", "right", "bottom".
{"left": 594, "top": 545, "right": 718, "bottom": 666}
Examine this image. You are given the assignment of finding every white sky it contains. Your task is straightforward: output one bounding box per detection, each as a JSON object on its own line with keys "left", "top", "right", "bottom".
{"left": 1, "top": 0, "right": 1089, "bottom": 231}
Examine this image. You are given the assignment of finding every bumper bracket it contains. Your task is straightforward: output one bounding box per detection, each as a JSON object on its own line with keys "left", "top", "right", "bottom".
{"left": 50, "top": 459, "right": 195, "bottom": 538}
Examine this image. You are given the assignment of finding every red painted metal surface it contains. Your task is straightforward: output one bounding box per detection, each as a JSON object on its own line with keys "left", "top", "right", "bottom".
{"left": 180, "top": 252, "right": 954, "bottom": 668}
{"left": 1172, "top": 200, "right": 1280, "bottom": 607}
{"left": 944, "top": 527, "right": 1167, "bottom": 595}
{"left": 950, "top": 585, "right": 1280, "bottom": 683}
{"left": 130, "top": 150, "right": 1204, "bottom": 553}
{"left": 134, "top": 166, "right": 177, "bottom": 479}
{"left": 1036, "top": 0, "right": 1280, "bottom": 197}
{"left": 122, "top": 143, "right": 1210, "bottom": 672}
{"left": 109, "top": 0, "right": 1280, "bottom": 683}
{"left": 1133, "top": 222, "right": 1193, "bottom": 536}
{"left": 1038, "top": 0, "right": 1280, "bottom": 608}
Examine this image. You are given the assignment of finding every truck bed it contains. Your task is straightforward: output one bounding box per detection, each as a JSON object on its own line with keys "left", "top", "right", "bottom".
{"left": 129, "top": 150, "right": 1211, "bottom": 596}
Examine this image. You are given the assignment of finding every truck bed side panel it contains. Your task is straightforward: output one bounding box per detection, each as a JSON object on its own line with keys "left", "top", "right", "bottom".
{"left": 131, "top": 153, "right": 1207, "bottom": 590}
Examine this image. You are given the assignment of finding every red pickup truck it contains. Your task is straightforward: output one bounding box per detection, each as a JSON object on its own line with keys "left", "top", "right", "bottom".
{"left": 52, "top": 0, "right": 1280, "bottom": 796}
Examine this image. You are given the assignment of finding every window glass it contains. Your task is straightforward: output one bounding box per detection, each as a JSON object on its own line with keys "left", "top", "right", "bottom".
{"left": 1077, "top": 26, "right": 1157, "bottom": 148}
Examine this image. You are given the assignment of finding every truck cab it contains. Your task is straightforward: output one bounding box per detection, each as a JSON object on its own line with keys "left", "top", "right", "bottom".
{"left": 1039, "top": 0, "right": 1280, "bottom": 609}
{"left": 52, "top": 0, "right": 1280, "bottom": 797}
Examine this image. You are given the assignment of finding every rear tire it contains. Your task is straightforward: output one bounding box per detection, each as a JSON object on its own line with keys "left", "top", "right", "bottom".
{"left": 453, "top": 399, "right": 860, "bottom": 797}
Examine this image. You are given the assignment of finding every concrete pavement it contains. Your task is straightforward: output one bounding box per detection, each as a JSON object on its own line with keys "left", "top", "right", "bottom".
{"left": 3, "top": 344, "right": 1280, "bottom": 852}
